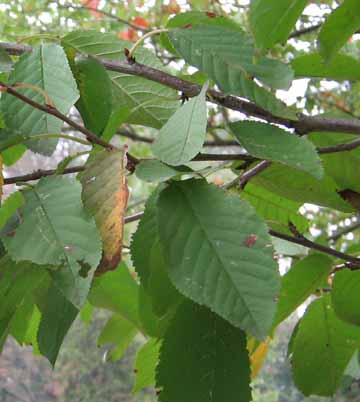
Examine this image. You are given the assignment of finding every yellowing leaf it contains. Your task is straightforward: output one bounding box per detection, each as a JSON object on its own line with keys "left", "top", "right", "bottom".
{"left": 247, "top": 336, "right": 271, "bottom": 379}
{"left": 81, "top": 149, "right": 129, "bottom": 275}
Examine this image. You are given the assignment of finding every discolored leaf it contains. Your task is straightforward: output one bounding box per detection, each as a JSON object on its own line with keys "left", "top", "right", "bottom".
{"left": 81, "top": 148, "right": 129, "bottom": 274}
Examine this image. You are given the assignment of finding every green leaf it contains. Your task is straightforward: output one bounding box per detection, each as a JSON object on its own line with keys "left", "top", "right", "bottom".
{"left": 158, "top": 179, "right": 279, "bottom": 339}
{"left": 2, "top": 44, "right": 79, "bottom": 155}
{"left": 156, "top": 301, "right": 251, "bottom": 402}
{"left": 291, "top": 295, "right": 360, "bottom": 396}
{"left": 1, "top": 143, "right": 27, "bottom": 166}
{"left": 241, "top": 183, "right": 308, "bottom": 235}
{"left": 273, "top": 254, "right": 332, "bottom": 328}
{"left": 97, "top": 314, "right": 137, "bottom": 361}
{"left": 89, "top": 264, "right": 142, "bottom": 329}
{"left": 152, "top": 83, "right": 208, "bottom": 166}
{"left": 3, "top": 176, "right": 102, "bottom": 308}
{"left": 292, "top": 53, "right": 360, "bottom": 81}
{"left": 62, "top": 30, "right": 179, "bottom": 129}
{"left": 253, "top": 163, "right": 354, "bottom": 212}
{"left": 170, "top": 25, "right": 293, "bottom": 90}
{"left": 131, "top": 189, "right": 182, "bottom": 318}
{"left": 229, "top": 121, "right": 323, "bottom": 179}
{"left": 332, "top": 269, "right": 360, "bottom": 325}
{"left": 0, "top": 255, "right": 48, "bottom": 343}
{"left": 0, "top": 191, "right": 24, "bottom": 230}
{"left": 75, "top": 57, "right": 112, "bottom": 135}
{"left": 162, "top": 11, "right": 244, "bottom": 54}
{"left": 81, "top": 149, "right": 128, "bottom": 273}
{"left": 135, "top": 160, "right": 192, "bottom": 183}
{"left": 37, "top": 284, "right": 78, "bottom": 366}
{"left": 169, "top": 25, "right": 295, "bottom": 118}
{"left": 309, "top": 131, "right": 360, "bottom": 193}
{"left": 249, "top": 0, "right": 308, "bottom": 50}
{"left": 133, "top": 338, "right": 161, "bottom": 394}
{"left": 102, "top": 107, "right": 131, "bottom": 142}
{"left": 318, "top": 0, "right": 360, "bottom": 60}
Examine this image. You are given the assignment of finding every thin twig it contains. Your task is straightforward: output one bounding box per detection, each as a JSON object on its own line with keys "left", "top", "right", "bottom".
{"left": 223, "top": 160, "right": 271, "bottom": 190}
{"left": 4, "top": 166, "right": 85, "bottom": 185}
{"left": 0, "top": 81, "right": 113, "bottom": 150}
{"left": 289, "top": 23, "right": 322, "bottom": 38}
{"left": 120, "top": 210, "right": 360, "bottom": 265}
{"left": 328, "top": 219, "right": 360, "bottom": 241}
{"left": 57, "top": 4, "right": 150, "bottom": 32}
{"left": 269, "top": 229, "right": 360, "bottom": 264}
{"left": 5, "top": 41, "right": 360, "bottom": 138}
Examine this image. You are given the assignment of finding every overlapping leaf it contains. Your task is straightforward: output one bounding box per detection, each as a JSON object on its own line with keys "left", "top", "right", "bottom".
{"left": 81, "top": 149, "right": 128, "bottom": 274}
{"left": 97, "top": 314, "right": 137, "bottom": 361}
{"left": 2, "top": 176, "right": 102, "bottom": 308}
{"left": 158, "top": 179, "right": 280, "bottom": 339}
{"left": 89, "top": 264, "right": 141, "bottom": 329}
{"left": 75, "top": 57, "right": 113, "bottom": 135}
{"left": 133, "top": 338, "right": 161, "bottom": 394}
{"left": 168, "top": 25, "right": 296, "bottom": 118}
{"left": 291, "top": 295, "right": 360, "bottom": 396}
{"left": 318, "top": 0, "right": 360, "bottom": 60}
{"left": 135, "top": 160, "right": 191, "bottom": 183}
{"left": 0, "top": 255, "right": 48, "bottom": 345}
{"left": 253, "top": 163, "right": 354, "bottom": 212}
{"left": 229, "top": 121, "right": 323, "bottom": 178}
{"left": 62, "top": 31, "right": 179, "bottom": 128}
{"left": 152, "top": 83, "right": 208, "bottom": 165}
{"left": 37, "top": 284, "right": 78, "bottom": 366}
{"left": 273, "top": 254, "right": 332, "bottom": 328}
{"left": 241, "top": 183, "right": 308, "bottom": 234}
{"left": 249, "top": 0, "right": 308, "bottom": 50}
{"left": 292, "top": 53, "right": 360, "bottom": 81}
{"left": 131, "top": 189, "right": 182, "bottom": 318}
{"left": 332, "top": 270, "right": 360, "bottom": 325}
{"left": 1, "top": 44, "right": 79, "bottom": 155}
{"left": 156, "top": 301, "right": 251, "bottom": 402}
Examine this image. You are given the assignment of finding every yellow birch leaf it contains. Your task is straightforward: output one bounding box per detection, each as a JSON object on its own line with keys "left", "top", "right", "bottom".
{"left": 81, "top": 148, "right": 129, "bottom": 275}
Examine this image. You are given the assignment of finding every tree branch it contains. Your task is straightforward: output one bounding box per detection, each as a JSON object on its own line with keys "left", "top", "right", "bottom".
{"left": 3, "top": 42, "right": 360, "bottom": 142}
{"left": 121, "top": 210, "right": 360, "bottom": 265}
{"left": 269, "top": 229, "right": 360, "bottom": 264}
